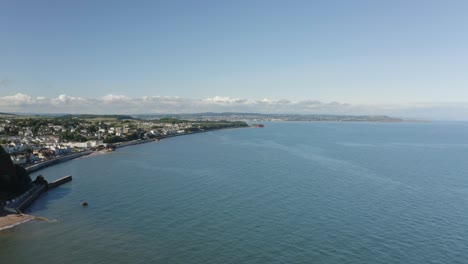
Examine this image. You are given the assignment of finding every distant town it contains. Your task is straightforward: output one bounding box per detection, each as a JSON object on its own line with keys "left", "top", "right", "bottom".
{"left": 135, "top": 112, "right": 404, "bottom": 122}
{"left": 0, "top": 112, "right": 402, "bottom": 167}
{"left": 0, "top": 113, "right": 249, "bottom": 167}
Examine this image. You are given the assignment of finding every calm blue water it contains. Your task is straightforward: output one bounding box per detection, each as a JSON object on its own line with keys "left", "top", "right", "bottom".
{"left": 2, "top": 122, "right": 468, "bottom": 263}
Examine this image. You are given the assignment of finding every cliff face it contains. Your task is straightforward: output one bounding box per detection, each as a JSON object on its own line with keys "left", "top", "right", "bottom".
{"left": 0, "top": 146, "right": 32, "bottom": 200}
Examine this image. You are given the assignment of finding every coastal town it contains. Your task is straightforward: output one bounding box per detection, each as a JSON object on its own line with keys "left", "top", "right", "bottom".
{"left": 0, "top": 114, "right": 248, "bottom": 167}
{"left": 0, "top": 114, "right": 250, "bottom": 229}
{"left": 0, "top": 112, "right": 401, "bottom": 167}
{"left": 0, "top": 111, "right": 399, "bottom": 230}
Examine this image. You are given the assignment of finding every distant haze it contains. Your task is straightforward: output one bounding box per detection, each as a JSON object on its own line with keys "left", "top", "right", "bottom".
{"left": 1, "top": 93, "right": 467, "bottom": 121}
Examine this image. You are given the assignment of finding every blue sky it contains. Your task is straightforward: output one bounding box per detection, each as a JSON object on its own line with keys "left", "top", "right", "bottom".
{"left": 1, "top": 0, "right": 468, "bottom": 118}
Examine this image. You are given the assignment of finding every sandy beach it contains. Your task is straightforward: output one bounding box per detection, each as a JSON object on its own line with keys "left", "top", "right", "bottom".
{"left": 0, "top": 212, "right": 34, "bottom": 231}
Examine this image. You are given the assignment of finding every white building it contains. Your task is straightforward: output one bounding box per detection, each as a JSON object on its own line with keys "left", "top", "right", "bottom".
{"left": 63, "top": 140, "right": 104, "bottom": 149}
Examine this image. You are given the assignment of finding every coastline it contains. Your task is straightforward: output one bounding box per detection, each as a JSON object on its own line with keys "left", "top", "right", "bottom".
{"left": 0, "top": 212, "right": 34, "bottom": 231}
{"left": 26, "top": 150, "right": 93, "bottom": 173}
{"left": 1, "top": 126, "right": 247, "bottom": 231}
{"left": 26, "top": 127, "right": 247, "bottom": 173}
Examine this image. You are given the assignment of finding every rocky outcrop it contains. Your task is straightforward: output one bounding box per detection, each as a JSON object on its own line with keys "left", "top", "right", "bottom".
{"left": 0, "top": 146, "right": 32, "bottom": 200}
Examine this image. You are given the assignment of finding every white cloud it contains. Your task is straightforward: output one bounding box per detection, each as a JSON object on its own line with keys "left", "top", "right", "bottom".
{"left": 202, "top": 96, "right": 246, "bottom": 104}
{"left": 0, "top": 93, "right": 34, "bottom": 105}
{"left": 52, "top": 94, "right": 88, "bottom": 105}
{"left": 101, "top": 94, "right": 131, "bottom": 103}
{"left": 0, "top": 93, "right": 467, "bottom": 120}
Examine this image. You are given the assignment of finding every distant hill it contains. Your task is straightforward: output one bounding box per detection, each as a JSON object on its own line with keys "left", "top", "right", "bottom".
{"left": 134, "top": 113, "right": 404, "bottom": 122}
{"left": 0, "top": 112, "right": 17, "bottom": 117}
{"left": 57, "top": 114, "right": 134, "bottom": 120}
{"left": 1, "top": 112, "right": 403, "bottom": 122}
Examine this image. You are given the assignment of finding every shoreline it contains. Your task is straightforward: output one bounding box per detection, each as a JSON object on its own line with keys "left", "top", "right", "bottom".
{"left": 24, "top": 127, "right": 243, "bottom": 173}
{"left": 0, "top": 213, "right": 34, "bottom": 232}
{"left": 1, "top": 126, "right": 247, "bottom": 231}
{"left": 26, "top": 150, "right": 93, "bottom": 173}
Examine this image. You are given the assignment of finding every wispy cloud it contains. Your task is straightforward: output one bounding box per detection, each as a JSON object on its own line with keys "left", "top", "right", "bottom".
{"left": 0, "top": 93, "right": 467, "bottom": 120}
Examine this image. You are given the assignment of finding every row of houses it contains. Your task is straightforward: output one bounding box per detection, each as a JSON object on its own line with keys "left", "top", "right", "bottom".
{"left": 3, "top": 140, "right": 104, "bottom": 165}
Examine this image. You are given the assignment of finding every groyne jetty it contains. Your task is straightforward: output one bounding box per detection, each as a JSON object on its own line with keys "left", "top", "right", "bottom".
{"left": 48, "top": 175, "right": 73, "bottom": 189}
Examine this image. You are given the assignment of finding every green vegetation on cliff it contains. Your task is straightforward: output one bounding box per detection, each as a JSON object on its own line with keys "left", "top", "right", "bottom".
{"left": 0, "top": 146, "right": 32, "bottom": 200}
{"left": 186, "top": 121, "right": 248, "bottom": 132}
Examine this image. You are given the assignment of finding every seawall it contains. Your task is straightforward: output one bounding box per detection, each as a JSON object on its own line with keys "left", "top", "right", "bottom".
{"left": 16, "top": 185, "right": 47, "bottom": 212}
{"left": 4, "top": 184, "right": 47, "bottom": 213}
{"left": 115, "top": 139, "right": 155, "bottom": 149}
{"left": 115, "top": 127, "right": 247, "bottom": 149}
{"left": 3, "top": 175, "right": 73, "bottom": 213}
{"left": 26, "top": 150, "right": 92, "bottom": 173}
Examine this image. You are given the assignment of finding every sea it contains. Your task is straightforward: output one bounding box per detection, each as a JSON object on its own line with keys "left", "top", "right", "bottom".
{"left": 1, "top": 121, "right": 468, "bottom": 263}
